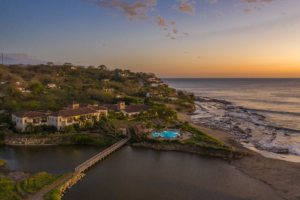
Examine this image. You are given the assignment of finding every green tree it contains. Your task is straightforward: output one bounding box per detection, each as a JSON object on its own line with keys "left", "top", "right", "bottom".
{"left": 153, "top": 123, "right": 163, "bottom": 136}
{"left": 26, "top": 123, "right": 35, "bottom": 135}
{"left": 29, "top": 83, "right": 45, "bottom": 94}
{"left": 102, "top": 120, "right": 121, "bottom": 138}
{"left": 85, "top": 121, "right": 93, "bottom": 129}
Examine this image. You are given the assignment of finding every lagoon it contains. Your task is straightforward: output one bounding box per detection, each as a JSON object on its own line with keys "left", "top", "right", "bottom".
{"left": 0, "top": 145, "right": 282, "bottom": 200}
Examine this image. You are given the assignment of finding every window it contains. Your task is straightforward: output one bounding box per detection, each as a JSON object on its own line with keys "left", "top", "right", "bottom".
{"left": 25, "top": 120, "right": 27, "bottom": 123}
{"left": 17, "top": 119, "right": 18, "bottom": 122}
{"left": 56, "top": 119, "right": 57, "bottom": 122}
{"left": 60, "top": 119, "right": 61, "bottom": 122}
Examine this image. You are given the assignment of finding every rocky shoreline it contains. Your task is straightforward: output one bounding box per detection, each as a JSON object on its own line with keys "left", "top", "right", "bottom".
{"left": 133, "top": 142, "right": 250, "bottom": 159}
{"left": 59, "top": 173, "right": 85, "bottom": 198}
{"left": 192, "top": 96, "right": 298, "bottom": 156}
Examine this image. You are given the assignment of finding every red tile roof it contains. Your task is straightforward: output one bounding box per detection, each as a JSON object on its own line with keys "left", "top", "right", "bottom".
{"left": 12, "top": 111, "right": 47, "bottom": 118}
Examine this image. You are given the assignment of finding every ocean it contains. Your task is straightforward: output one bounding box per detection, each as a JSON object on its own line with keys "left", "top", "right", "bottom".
{"left": 162, "top": 78, "right": 300, "bottom": 160}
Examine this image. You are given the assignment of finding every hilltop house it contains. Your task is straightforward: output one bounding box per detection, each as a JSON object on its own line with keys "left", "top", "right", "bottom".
{"left": 15, "top": 87, "right": 25, "bottom": 92}
{"left": 103, "top": 87, "right": 114, "bottom": 93}
{"left": 159, "top": 82, "right": 168, "bottom": 87}
{"left": 101, "top": 101, "right": 151, "bottom": 117}
{"left": 12, "top": 102, "right": 108, "bottom": 131}
{"left": 150, "top": 82, "right": 159, "bottom": 87}
{"left": 102, "top": 79, "right": 110, "bottom": 82}
{"left": 147, "top": 78, "right": 159, "bottom": 82}
{"left": 116, "top": 94, "right": 125, "bottom": 98}
{"left": 46, "top": 83, "right": 56, "bottom": 88}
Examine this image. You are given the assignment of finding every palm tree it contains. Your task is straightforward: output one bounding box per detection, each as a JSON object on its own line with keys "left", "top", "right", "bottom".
{"left": 146, "top": 121, "right": 153, "bottom": 133}
{"left": 35, "top": 126, "right": 43, "bottom": 135}
{"left": 92, "top": 116, "right": 97, "bottom": 124}
{"left": 79, "top": 116, "right": 86, "bottom": 128}
{"left": 153, "top": 123, "right": 164, "bottom": 137}
{"left": 26, "top": 123, "right": 35, "bottom": 135}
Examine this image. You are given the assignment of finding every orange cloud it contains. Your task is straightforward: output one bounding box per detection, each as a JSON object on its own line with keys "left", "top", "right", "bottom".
{"left": 158, "top": 16, "right": 167, "bottom": 26}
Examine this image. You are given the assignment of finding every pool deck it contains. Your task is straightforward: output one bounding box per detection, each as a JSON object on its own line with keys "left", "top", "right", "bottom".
{"left": 148, "top": 129, "right": 193, "bottom": 140}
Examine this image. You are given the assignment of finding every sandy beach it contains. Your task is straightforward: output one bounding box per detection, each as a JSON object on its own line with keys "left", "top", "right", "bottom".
{"left": 166, "top": 103, "right": 300, "bottom": 200}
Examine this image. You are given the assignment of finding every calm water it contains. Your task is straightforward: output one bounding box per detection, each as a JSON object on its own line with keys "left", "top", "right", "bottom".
{"left": 151, "top": 130, "right": 179, "bottom": 138}
{"left": 0, "top": 145, "right": 281, "bottom": 200}
{"left": 163, "top": 78, "right": 300, "bottom": 131}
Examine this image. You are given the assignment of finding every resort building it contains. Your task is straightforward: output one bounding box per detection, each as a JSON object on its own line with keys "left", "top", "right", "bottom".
{"left": 71, "top": 66, "right": 77, "bottom": 70}
{"left": 16, "top": 87, "right": 26, "bottom": 92}
{"left": 147, "top": 77, "right": 159, "bottom": 82}
{"left": 150, "top": 82, "right": 159, "bottom": 87}
{"left": 46, "top": 83, "right": 56, "bottom": 88}
{"left": 168, "top": 97, "right": 178, "bottom": 101}
{"left": 12, "top": 102, "right": 108, "bottom": 131}
{"left": 103, "top": 87, "right": 114, "bottom": 93}
{"left": 0, "top": 81, "right": 7, "bottom": 84}
{"left": 159, "top": 82, "right": 168, "bottom": 87}
{"left": 102, "top": 79, "right": 110, "bottom": 82}
{"left": 12, "top": 111, "right": 49, "bottom": 131}
{"left": 101, "top": 101, "right": 151, "bottom": 117}
{"left": 116, "top": 94, "right": 125, "bottom": 98}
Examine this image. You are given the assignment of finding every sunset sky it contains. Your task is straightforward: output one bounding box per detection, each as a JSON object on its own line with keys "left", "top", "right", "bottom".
{"left": 1, "top": 0, "right": 300, "bottom": 78}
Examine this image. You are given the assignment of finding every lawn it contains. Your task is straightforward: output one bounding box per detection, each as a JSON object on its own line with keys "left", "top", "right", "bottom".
{"left": 0, "top": 172, "right": 71, "bottom": 200}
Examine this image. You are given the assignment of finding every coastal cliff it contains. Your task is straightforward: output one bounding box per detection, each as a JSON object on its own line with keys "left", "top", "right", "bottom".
{"left": 133, "top": 142, "right": 250, "bottom": 159}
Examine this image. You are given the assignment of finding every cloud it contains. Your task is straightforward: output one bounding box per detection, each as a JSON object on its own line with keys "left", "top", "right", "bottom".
{"left": 206, "top": 0, "right": 217, "bottom": 4}
{"left": 218, "top": 14, "right": 222, "bottom": 17}
{"left": 103, "top": 44, "right": 106, "bottom": 46}
{"left": 171, "top": 37, "right": 176, "bottom": 40}
{"left": 91, "top": 0, "right": 156, "bottom": 22}
{"left": 172, "top": 0, "right": 195, "bottom": 14}
{"left": 182, "top": 32, "right": 189, "bottom": 35}
{"left": 158, "top": 16, "right": 167, "bottom": 26}
{"left": 173, "top": 28, "right": 178, "bottom": 34}
{"left": 240, "top": 0, "right": 277, "bottom": 3}
{"left": 109, "top": 13, "right": 117, "bottom": 17}
{"left": 170, "top": 21, "right": 176, "bottom": 25}
{"left": 5, "top": 53, "right": 56, "bottom": 65}
{"left": 242, "top": 6, "right": 262, "bottom": 13}
{"left": 197, "top": 56, "right": 201, "bottom": 58}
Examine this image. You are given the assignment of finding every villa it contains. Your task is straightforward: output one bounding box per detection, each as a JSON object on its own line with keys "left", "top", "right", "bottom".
{"left": 147, "top": 77, "right": 159, "bottom": 82}
{"left": 101, "top": 101, "right": 152, "bottom": 117}
{"left": 12, "top": 102, "right": 108, "bottom": 131}
{"left": 103, "top": 87, "right": 114, "bottom": 93}
{"left": 46, "top": 83, "right": 56, "bottom": 88}
{"left": 16, "top": 87, "right": 26, "bottom": 92}
{"left": 116, "top": 94, "right": 125, "bottom": 98}
{"left": 150, "top": 82, "right": 159, "bottom": 87}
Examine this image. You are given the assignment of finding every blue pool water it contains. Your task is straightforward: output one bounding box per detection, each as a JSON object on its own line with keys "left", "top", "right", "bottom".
{"left": 151, "top": 130, "right": 179, "bottom": 138}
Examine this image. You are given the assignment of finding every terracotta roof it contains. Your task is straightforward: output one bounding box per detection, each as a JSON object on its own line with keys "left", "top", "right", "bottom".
{"left": 48, "top": 107, "right": 99, "bottom": 117}
{"left": 87, "top": 105, "right": 108, "bottom": 111}
{"left": 101, "top": 104, "right": 119, "bottom": 112}
{"left": 68, "top": 101, "right": 79, "bottom": 105}
{"left": 132, "top": 123, "right": 146, "bottom": 135}
{"left": 122, "top": 105, "right": 151, "bottom": 113}
{"left": 12, "top": 111, "right": 47, "bottom": 118}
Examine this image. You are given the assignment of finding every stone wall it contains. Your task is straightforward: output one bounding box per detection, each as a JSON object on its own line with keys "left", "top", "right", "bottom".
{"left": 59, "top": 173, "right": 85, "bottom": 198}
{"left": 4, "top": 136, "right": 65, "bottom": 145}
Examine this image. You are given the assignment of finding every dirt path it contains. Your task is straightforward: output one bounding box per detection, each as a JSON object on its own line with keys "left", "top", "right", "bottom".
{"left": 30, "top": 173, "right": 75, "bottom": 200}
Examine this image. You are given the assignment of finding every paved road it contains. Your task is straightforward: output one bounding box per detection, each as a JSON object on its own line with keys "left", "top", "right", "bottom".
{"left": 30, "top": 173, "right": 75, "bottom": 200}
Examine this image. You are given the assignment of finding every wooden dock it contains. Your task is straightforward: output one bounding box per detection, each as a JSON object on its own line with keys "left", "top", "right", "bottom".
{"left": 75, "top": 133, "right": 131, "bottom": 173}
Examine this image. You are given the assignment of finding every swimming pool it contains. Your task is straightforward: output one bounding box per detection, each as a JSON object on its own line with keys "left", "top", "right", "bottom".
{"left": 151, "top": 130, "right": 180, "bottom": 138}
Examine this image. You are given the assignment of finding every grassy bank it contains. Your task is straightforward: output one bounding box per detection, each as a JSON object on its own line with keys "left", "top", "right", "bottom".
{"left": 181, "top": 125, "right": 233, "bottom": 151}
{"left": 0, "top": 172, "right": 71, "bottom": 200}
{"left": 130, "top": 124, "right": 232, "bottom": 151}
